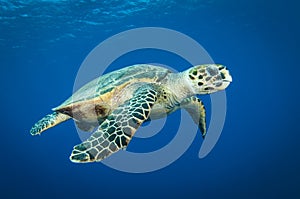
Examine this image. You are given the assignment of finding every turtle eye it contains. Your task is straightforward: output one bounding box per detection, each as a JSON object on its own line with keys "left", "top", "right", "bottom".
{"left": 220, "top": 72, "right": 226, "bottom": 79}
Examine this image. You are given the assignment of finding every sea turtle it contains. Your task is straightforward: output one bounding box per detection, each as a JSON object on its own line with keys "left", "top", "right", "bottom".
{"left": 30, "top": 64, "right": 232, "bottom": 163}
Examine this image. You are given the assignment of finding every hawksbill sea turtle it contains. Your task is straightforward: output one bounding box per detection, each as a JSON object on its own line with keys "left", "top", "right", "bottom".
{"left": 30, "top": 64, "right": 232, "bottom": 163}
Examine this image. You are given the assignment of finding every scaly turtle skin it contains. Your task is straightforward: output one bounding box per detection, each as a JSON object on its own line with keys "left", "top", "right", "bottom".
{"left": 30, "top": 64, "right": 232, "bottom": 163}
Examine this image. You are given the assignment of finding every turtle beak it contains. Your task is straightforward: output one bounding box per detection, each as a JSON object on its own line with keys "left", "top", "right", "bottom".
{"left": 221, "top": 70, "right": 232, "bottom": 83}
{"left": 216, "top": 65, "right": 232, "bottom": 90}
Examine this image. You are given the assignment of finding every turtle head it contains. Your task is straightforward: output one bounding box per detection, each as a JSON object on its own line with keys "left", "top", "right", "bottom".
{"left": 185, "top": 64, "right": 232, "bottom": 94}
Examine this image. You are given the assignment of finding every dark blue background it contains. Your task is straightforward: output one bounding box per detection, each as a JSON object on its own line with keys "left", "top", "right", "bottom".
{"left": 1, "top": 1, "right": 299, "bottom": 198}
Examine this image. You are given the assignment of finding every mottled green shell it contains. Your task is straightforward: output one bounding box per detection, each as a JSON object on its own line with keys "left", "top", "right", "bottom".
{"left": 53, "top": 64, "right": 172, "bottom": 111}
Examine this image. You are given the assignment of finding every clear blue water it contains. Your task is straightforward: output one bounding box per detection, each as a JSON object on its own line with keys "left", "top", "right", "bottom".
{"left": 1, "top": 0, "right": 300, "bottom": 198}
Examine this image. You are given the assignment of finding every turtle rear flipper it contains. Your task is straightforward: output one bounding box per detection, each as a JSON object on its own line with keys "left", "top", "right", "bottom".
{"left": 70, "top": 84, "right": 158, "bottom": 163}
{"left": 30, "top": 112, "right": 71, "bottom": 135}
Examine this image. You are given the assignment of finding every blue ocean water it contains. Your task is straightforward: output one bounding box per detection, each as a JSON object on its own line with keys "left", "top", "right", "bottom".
{"left": 1, "top": 0, "right": 300, "bottom": 198}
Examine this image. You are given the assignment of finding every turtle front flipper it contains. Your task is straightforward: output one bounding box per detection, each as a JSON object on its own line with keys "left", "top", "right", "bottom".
{"left": 70, "top": 84, "right": 158, "bottom": 163}
{"left": 30, "top": 112, "right": 71, "bottom": 136}
{"left": 181, "top": 96, "right": 207, "bottom": 138}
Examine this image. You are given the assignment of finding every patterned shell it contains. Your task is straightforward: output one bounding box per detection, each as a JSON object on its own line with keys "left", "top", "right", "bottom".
{"left": 53, "top": 64, "right": 172, "bottom": 111}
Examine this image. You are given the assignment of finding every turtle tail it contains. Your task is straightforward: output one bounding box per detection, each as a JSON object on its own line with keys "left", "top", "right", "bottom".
{"left": 30, "top": 112, "right": 71, "bottom": 136}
